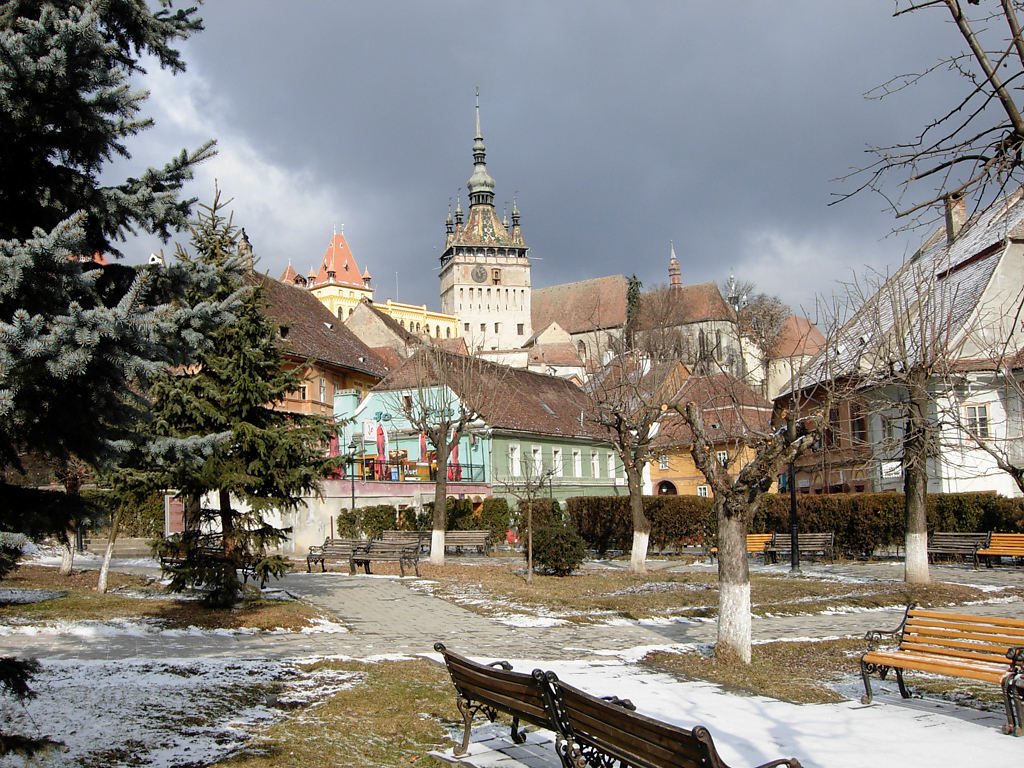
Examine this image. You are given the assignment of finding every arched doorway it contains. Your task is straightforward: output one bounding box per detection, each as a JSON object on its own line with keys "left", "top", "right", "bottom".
{"left": 657, "top": 481, "right": 677, "bottom": 495}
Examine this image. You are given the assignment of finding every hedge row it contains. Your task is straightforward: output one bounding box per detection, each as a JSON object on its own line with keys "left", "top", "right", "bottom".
{"left": 565, "top": 492, "right": 1024, "bottom": 557}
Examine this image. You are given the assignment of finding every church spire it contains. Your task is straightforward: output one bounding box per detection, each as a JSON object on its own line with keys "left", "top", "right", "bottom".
{"left": 467, "top": 88, "right": 496, "bottom": 207}
{"left": 668, "top": 240, "right": 681, "bottom": 290}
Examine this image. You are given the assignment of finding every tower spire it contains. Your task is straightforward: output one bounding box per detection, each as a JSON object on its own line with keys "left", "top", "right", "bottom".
{"left": 668, "top": 240, "right": 681, "bottom": 290}
{"left": 467, "top": 88, "right": 496, "bottom": 207}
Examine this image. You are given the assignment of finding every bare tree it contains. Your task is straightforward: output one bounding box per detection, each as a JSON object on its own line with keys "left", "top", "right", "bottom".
{"left": 497, "top": 454, "right": 555, "bottom": 584}
{"left": 587, "top": 350, "right": 688, "bottom": 573}
{"left": 737, "top": 294, "right": 791, "bottom": 398}
{"left": 382, "top": 347, "right": 507, "bottom": 566}
{"left": 838, "top": 1, "right": 1024, "bottom": 225}
{"left": 802, "top": 251, "right": 968, "bottom": 583}
{"left": 664, "top": 372, "right": 820, "bottom": 663}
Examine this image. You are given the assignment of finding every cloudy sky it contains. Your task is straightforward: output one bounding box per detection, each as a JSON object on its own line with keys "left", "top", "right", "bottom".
{"left": 118, "top": 1, "right": 964, "bottom": 317}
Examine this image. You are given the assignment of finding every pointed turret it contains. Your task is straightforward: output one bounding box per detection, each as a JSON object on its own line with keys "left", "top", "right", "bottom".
{"left": 668, "top": 241, "right": 681, "bottom": 290}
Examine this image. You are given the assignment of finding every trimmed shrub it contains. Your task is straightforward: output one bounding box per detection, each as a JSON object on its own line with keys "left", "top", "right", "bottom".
{"left": 515, "top": 498, "right": 560, "bottom": 539}
{"left": 480, "top": 497, "right": 511, "bottom": 549}
{"left": 445, "top": 497, "right": 476, "bottom": 531}
{"left": 398, "top": 506, "right": 431, "bottom": 531}
{"left": 532, "top": 520, "right": 586, "bottom": 576}
{"left": 360, "top": 505, "right": 398, "bottom": 539}
{"left": 336, "top": 508, "right": 360, "bottom": 538}
{"left": 568, "top": 491, "right": 1024, "bottom": 559}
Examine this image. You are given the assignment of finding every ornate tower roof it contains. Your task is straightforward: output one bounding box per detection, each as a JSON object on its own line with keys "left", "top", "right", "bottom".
{"left": 442, "top": 92, "right": 525, "bottom": 257}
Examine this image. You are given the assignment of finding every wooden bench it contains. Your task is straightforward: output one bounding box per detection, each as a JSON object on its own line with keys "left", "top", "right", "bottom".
{"left": 349, "top": 540, "right": 420, "bottom": 577}
{"left": 444, "top": 530, "right": 491, "bottom": 554}
{"left": 763, "top": 532, "right": 834, "bottom": 564}
{"left": 434, "top": 642, "right": 558, "bottom": 757}
{"left": 709, "top": 533, "right": 773, "bottom": 561}
{"left": 306, "top": 537, "right": 367, "bottom": 572}
{"left": 381, "top": 530, "right": 432, "bottom": 552}
{"left": 927, "top": 531, "right": 990, "bottom": 564}
{"left": 544, "top": 672, "right": 803, "bottom": 768}
{"left": 976, "top": 533, "right": 1024, "bottom": 568}
{"left": 860, "top": 604, "right": 1024, "bottom": 735}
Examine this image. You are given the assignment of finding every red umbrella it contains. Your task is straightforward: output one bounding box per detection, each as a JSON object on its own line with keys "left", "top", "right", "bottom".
{"left": 419, "top": 432, "right": 427, "bottom": 463}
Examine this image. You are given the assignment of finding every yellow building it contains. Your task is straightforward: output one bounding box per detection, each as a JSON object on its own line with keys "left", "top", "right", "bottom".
{"left": 650, "top": 372, "right": 776, "bottom": 497}
{"left": 280, "top": 231, "right": 459, "bottom": 339}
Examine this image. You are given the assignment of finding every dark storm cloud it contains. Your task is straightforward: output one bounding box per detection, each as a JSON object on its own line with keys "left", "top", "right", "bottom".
{"left": 124, "top": 1, "right": 962, "bottom": 313}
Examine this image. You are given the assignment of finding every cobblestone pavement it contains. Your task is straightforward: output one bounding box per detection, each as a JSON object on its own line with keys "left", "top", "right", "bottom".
{"left": 3, "top": 558, "right": 1021, "bottom": 663}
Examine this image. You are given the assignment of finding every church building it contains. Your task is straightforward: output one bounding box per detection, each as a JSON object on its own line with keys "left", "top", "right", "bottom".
{"left": 439, "top": 94, "right": 532, "bottom": 351}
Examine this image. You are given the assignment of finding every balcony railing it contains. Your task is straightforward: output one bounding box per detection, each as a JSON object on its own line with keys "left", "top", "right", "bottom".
{"left": 342, "top": 457, "right": 485, "bottom": 484}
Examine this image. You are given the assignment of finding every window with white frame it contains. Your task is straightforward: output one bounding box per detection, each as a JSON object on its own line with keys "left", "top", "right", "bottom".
{"left": 572, "top": 449, "right": 582, "bottom": 476}
{"left": 965, "top": 404, "right": 991, "bottom": 439}
{"left": 319, "top": 377, "right": 327, "bottom": 403}
{"left": 658, "top": 455, "right": 669, "bottom": 470}
{"left": 532, "top": 446, "right": 543, "bottom": 476}
{"left": 717, "top": 450, "right": 728, "bottom": 467}
{"left": 552, "top": 448, "right": 563, "bottom": 477}
{"left": 607, "top": 452, "right": 616, "bottom": 478}
{"left": 591, "top": 452, "right": 600, "bottom": 478}
{"left": 697, "top": 485, "right": 710, "bottom": 498}
{"left": 508, "top": 444, "right": 521, "bottom": 477}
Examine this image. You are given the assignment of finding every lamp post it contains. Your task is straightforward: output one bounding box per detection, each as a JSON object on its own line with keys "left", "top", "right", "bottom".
{"left": 348, "top": 439, "right": 358, "bottom": 513}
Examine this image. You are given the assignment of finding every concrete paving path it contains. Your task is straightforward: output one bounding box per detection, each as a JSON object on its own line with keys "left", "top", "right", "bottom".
{"left": 5, "top": 557, "right": 1020, "bottom": 663}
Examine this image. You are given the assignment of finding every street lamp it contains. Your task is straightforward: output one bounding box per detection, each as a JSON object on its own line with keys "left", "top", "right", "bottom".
{"left": 348, "top": 439, "right": 358, "bottom": 513}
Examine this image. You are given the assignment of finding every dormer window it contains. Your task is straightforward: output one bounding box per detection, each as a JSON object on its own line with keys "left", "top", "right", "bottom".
{"left": 279, "top": 325, "right": 290, "bottom": 339}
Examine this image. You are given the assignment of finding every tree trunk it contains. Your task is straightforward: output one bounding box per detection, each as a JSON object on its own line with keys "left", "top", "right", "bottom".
{"left": 904, "top": 375, "right": 931, "bottom": 584}
{"left": 430, "top": 439, "right": 451, "bottom": 566}
{"left": 626, "top": 466, "right": 649, "bottom": 573}
{"left": 58, "top": 530, "right": 74, "bottom": 576}
{"left": 97, "top": 507, "right": 122, "bottom": 593}
{"left": 716, "top": 499, "right": 752, "bottom": 663}
{"left": 218, "top": 488, "right": 241, "bottom": 599}
{"left": 526, "top": 504, "right": 533, "bottom": 584}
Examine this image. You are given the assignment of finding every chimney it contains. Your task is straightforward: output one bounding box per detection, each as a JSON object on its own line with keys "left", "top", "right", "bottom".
{"left": 945, "top": 193, "right": 966, "bottom": 244}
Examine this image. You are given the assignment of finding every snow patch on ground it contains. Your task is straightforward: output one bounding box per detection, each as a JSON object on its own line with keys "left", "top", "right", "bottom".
{"left": 0, "top": 616, "right": 349, "bottom": 639}
{"left": 0, "top": 588, "right": 64, "bottom": 604}
{"left": 0, "top": 657, "right": 359, "bottom": 768}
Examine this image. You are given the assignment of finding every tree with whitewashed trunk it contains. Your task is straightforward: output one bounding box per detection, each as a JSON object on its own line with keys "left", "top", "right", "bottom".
{"left": 666, "top": 380, "right": 820, "bottom": 662}
{"left": 381, "top": 347, "right": 507, "bottom": 566}
{"left": 587, "top": 351, "right": 688, "bottom": 573}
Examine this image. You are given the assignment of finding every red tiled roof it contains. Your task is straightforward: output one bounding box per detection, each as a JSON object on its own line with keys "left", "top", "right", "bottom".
{"left": 532, "top": 275, "right": 629, "bottom": 334}
{"left": 527, "top": 343, "right": 584, "bottom": 367}
{"left": 655, "top": 373, "right": 773, "bottom": 448}
{"left": 375, "top": 349, "right": 606, "bottom": 440}
{"left": 773, "top": 315, "right": 825, "bottom": 359}
{"left": 248, "top": 272, "right": 387, "bottom": 378}
{"left": 633, "top": 282, "right": 735, "bottom": 330}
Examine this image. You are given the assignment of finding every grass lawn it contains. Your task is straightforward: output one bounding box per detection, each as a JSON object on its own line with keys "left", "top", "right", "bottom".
{"left": 0, "top": 564, "right": 332, "bottom": 631}
{"left": 409, "top": 560, "right": 1010, "bottom": 623}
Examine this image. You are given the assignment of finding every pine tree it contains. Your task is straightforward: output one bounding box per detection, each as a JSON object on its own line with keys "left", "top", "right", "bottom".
{"left": 0, "top": 3, "right": 227, "bottom": 755}
{"left": 150, "top": 199, "right": 340, "bottom": 606}
{"left": 0, "top": 1, "right": 224, "bottom": 519}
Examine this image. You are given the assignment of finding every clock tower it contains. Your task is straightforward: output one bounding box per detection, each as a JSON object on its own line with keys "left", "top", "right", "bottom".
{"left": 439, "top": 93, "right": 531, "bottom": 351}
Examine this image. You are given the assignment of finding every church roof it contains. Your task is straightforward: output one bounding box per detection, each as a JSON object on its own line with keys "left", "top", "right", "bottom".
{"left": 311, "top": 232, "right": 364, "bottom": 289}
{"left": 532, "top": 275, "right": 629, "bottom": 334}
{"left": 632, "top": 282, "right": 736, "bottom": 330}
{"left": 249, "top": 272, "right": 387, "bottom": 379}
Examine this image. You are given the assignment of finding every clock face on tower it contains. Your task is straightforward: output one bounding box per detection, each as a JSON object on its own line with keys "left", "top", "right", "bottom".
{"left": 471, "top": 265, "right": 487, "bottom": 283}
